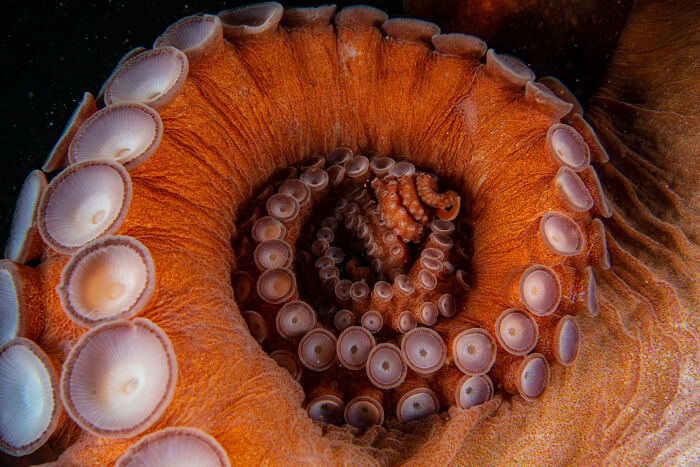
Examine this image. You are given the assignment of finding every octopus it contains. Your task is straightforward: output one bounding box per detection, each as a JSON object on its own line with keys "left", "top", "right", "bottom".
{"left": 0, "top": 0, "right": 698, "bottom": 465}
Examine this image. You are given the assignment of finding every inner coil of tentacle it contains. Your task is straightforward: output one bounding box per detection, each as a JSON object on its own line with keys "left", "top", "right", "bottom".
{"left": 236, "top": 149, "right": 478, "bottom": 427}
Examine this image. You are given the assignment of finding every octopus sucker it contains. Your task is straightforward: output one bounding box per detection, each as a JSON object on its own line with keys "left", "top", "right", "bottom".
{"left": 115, "top": 426, "right": 231, "bottom": 467}
{"left": 56, "top": 235, "right": 156, "bottom": 328}
{"left": 67, "top": 102, "right": 163, "bottom": 170}
{"left": 0, "top": 337, "right": 61, "bottom": 457}
{"left": 3, "top": 170, "right": 47, "bottom": 265}
{"left": 104, "top": 47, "right": 189, "bottom": 111}
{"left": 59, "top": 318, "right": 177, "bottom": 439}
{"left": 42, "top": 93, "right": 99, "bottom": 174}
{"left": 1, "top": 1, "right": 697, "bottom": 465}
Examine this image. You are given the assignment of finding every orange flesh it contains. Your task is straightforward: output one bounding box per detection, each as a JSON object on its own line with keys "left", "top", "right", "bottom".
{"left": 5, "top": 4, "right": 697, "bottom": 465}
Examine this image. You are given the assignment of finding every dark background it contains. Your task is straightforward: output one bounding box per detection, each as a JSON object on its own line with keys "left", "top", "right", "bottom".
{"left": 1, "top": 1, "right": 621, "bottom": 249}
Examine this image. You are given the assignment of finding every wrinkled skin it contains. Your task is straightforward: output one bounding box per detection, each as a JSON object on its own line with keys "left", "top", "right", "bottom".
{"left": 409, "top": 0, "right": 700, "bottom": 462}
{"left": 3, "top": 1, "right": 699, "bottom": 465}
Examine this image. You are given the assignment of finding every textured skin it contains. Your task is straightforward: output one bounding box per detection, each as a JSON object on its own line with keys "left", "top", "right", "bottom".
{"left": 5, "top": 1, "right": 699, "bottom": 465}
{"left": 397, "top": 175, "right": 429, "bottom": 223}
{"left": 583, "top": 3, "right": 700, "bottom": 460}
{"left": 415, "top": 174, "right": 452, "bottom": 209}
{"left": 372, "top": 178, "right": 423, "bottom": 242}
{"left": 421, "top": 0, "right": 700, "bottom": 464}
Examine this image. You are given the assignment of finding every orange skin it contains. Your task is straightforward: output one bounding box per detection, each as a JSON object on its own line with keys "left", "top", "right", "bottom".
{"left": 415, "top": 173, "right": 451, "bottom": 209}
{"left": 397, "top": 175, "right": 429, "bottom": 223}
{"left": 5, "top": 2, "right": 698, "bottom": 465}
{"left": 415, "top": 173, "right": 461, "bottom": 220}
{"left": 371, "top": 178, "right": 423, "bottom": 242}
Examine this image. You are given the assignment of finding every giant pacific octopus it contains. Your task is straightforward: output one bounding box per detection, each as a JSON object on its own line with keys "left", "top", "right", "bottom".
{"left": 0, "top": 1, "right": 698, "bottom": 465}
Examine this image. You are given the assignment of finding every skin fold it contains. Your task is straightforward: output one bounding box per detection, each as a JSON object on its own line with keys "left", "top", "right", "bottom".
{"left": 408, "top": 0, "right": 700, "bottom": 461}
{"left": 2, "top": 1, "right": 698, "bottom": 465}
